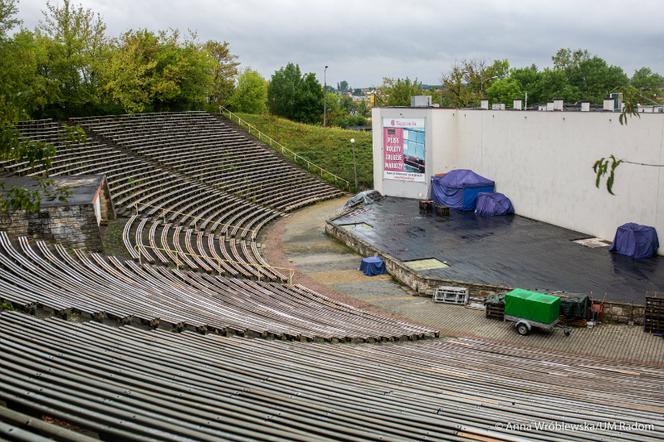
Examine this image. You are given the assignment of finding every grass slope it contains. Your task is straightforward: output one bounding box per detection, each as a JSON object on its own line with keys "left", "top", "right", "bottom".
{"left": 236, "top": 113, "right": 373, "bottom": 190}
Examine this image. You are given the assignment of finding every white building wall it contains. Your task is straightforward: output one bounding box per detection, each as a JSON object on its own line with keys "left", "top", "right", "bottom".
{"left": 373, "top": 108, "right": 664, "bottom": 255}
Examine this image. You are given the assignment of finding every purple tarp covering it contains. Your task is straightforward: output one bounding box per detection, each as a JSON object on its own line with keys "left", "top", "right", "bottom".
{"left": 359, "top": 256, "right": 387, "bottom": 276}
{"left": 474, "top": 192, "right": 514, "bottom": 216}
{"left": 431, "top": 170, "right": 495, "bottom": 210}
{"left": 610, "top": 223, "right": 659, "bottom": 259}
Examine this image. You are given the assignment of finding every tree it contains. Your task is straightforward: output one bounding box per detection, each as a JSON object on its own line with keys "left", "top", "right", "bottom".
{"left": 227, "top": 69, "right": 267, "bottom": 113}
{"left": 267, "top": 63, "right": 323, "bottom": 123}
{"left": 538, "top": 68, "right": 581, "bottom": 103}
{"left": 97, "top": 30, "right": 157, "bottom": 113}
{"left": 551, "top": 48, "right": 628, "bottom": 104}
{"left": 441, "top": 59, "right": 509, "bottom": 107}
{"left": 294, "top": 72, "right": 324, "bottom": 124}
{"left": 630, "top": 67, "right": 664, "bottom": 102}
{"left": 0, "top": 0, "right": 19, "bottom": 36}
{"left": 337, "top": 80, "right": 350, "bottom": 93}
{"left": 552, "top": 48, "right": 590, "bottom": 70}
{"left": 376, "top": 77, "right": 424, "bottom": 106}
{"left": 99, "top": 29, "right": 217, "bottom": 112}
{"left": 0, "top": 0, "right": 69, "bottom": 212}
{"left": 155, "top": 33, "right": 215, "bottom": 110}
{"left": 36, "top": 0, "right": 107, "bottom": 116}
{"left": 204, "top": 40, "right": 239, "bottom": 108}
{"left": 486, "top": 78, "right": 523, "bottom": 107}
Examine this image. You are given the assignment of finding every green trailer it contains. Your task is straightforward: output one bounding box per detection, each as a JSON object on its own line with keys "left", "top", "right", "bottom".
{"left": 504, "top": 288, "right": 571, "bottom": 336}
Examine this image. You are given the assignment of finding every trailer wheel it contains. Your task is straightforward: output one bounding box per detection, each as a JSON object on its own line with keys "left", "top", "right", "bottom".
{"left": 516, "top": 322, "right": 529, "bottom": 336}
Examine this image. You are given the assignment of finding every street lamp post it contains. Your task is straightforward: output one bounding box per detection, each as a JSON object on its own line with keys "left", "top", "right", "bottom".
{"left": 350, "top": 138, "right": 358, "bottom": 191}
{"left": 323, "top": 65, "right": 328, "bottom": 127}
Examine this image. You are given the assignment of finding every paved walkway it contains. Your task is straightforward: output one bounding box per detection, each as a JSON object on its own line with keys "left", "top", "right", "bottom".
{"left": 263, "top": 197, "right": 664, "bottom": 366}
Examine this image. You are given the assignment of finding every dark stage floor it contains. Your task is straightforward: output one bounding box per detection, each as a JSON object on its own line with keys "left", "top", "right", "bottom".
{"left": 331, "top": 197, "right": 664, "bottom": 303}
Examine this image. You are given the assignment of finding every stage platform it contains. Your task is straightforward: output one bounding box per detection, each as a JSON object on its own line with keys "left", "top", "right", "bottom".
{"left": 329, "top": 197, "right": 664, "bottom": 304}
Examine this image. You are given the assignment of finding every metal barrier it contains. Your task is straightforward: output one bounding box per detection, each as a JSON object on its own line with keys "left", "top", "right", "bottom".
{"left": 219, "top": 106, "right": 352, "bottom": 191}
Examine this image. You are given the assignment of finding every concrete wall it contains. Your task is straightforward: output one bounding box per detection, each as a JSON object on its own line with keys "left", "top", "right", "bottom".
{"left": 373, "top": 108, "right": 664, "bottom": 254}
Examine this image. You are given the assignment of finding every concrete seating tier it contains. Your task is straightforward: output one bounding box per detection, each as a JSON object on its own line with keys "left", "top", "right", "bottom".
{"left": 5, "top": 120, "right": 282, "bottom": 240}
{"left": 0, "top": 311, "right": 661, "bottom": 441}
{"left": 72, "top": 112, "right": 345, "bottom": 212}
{"left": 0, "top": 232, "right": 433, "bottom": 341}
{"left": 124, "top": 215, "right": 285, "bottom": 282}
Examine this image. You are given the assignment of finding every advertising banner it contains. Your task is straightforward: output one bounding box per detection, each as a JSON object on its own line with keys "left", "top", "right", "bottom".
{"left": 382, "top": 118, "right": 425, "bottom": 182}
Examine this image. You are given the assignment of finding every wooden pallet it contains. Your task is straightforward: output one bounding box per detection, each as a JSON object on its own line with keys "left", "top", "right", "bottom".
{"left": 644, "top": 297, "right": 664, "bottom": 334}
{"left": 485, "top": 303, "right": 504, "bottom": 320}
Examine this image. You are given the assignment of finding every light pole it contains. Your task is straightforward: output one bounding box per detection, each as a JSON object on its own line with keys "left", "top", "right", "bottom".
{"left": 323, "top": 65, "right": 328, "bottom": 127}
{"left": 350, "top": 138, "right": 358, "bottom": 191}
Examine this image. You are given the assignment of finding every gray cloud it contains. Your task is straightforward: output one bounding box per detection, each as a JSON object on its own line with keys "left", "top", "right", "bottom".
{"left": 16, "top": 0, "right": 664, "bottom": 87}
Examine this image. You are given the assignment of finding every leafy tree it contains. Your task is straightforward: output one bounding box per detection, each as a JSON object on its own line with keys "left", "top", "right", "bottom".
{"left": 294, "top": 72, "right": 324, "bottom": 123}
{"left": 552, "top": 48, "right": 590, "bottom": 70}
{"left": 36, "top": 0, "right": 107, "bottom": 117}
{"left": 486, "top": 78, "right": 523, "bottom": 107}
{"left": 155, "top": 32, "right": 215, "bottom": 110}
{"left": 337, "top": 80, "right": 350, "bottom": 93}
{"left": 268, "top": 63, "right": 303, "bottom": 119}
{"left": 204, "top": 40, "right": 239, "bottom": 108}
{"left": 99, "top": 29, "right": 218, "bottom": 112}
{"left": 315, "top": 93, "right": 369, "bottom": 128}
{"left": 267, "top": 63, "right": 323, "bottom": 123}
{"left": 227, "top": 69, "right": 267, "bottom": 113}
{"left": 507, "top": 65, "right": 544, "bottom": 106}
{"left": 538, "top": 68, "right": 581, "bottom": 103}
{"left": 0, "top": 0, "right": 71, "bottom": 212}
{"left": 441, "top": 59, "right": 509, "bottom": 107}
{"left": 630, "top": 67, "right": 664, "bottom": 102}
{"left": 98, "top": 30, "right": 157, "bottom": 113}
{"left": 0, "top": 0, "right": 19, "bottom": 35}
{"left": 376, "top": 77, "right": 424, "bottom": 106}
{"left": 551, "top": 48, "right": 628, "bottom": 104}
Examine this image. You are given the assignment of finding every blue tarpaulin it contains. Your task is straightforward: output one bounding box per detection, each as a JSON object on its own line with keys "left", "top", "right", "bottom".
{"left": 431, "top": 170, "right": 495, "bottom": 211}
{"left": 610, "top": 223, "right": 659, "bottom": 259}
{"left": 360, "top": 256, "right": 387, "bottom": 276}
{"left": 475, "top": 192, "right": 514, "bottom": 216}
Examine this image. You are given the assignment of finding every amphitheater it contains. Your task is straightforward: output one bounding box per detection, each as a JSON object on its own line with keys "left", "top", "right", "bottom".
{"left": 0, "top": 111, "right": 662, "bottom": 441}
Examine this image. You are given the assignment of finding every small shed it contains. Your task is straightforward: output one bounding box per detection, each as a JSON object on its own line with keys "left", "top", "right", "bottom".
{"left": 0, "top": 175, "right": 114, "bottom": 250}
{"left": 431, "top": 170, "right": 495, "bottom": 211}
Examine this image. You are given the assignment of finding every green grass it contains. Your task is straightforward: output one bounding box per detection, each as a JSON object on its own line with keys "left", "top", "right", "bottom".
{"left": 99, "top": 217, "right": 133, "bottom": 260}
{"left": 235, "top": 113, "right": 373, "bottom": 191}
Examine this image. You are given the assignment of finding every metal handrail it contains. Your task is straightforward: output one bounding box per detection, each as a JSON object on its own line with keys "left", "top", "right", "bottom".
{"left": 134, "top": 243, "right": 295, "bottom": 285}
{"left": 219, "top": 106, "right": 352, "bottom": 191}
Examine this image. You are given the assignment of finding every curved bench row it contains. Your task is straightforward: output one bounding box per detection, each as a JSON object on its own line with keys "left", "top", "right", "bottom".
{"left": 124, "top": 215, "right": 285, "bottom": 282}
{"left": 0, "top": 311, "right": 661, "bottom": 441}
{"left": 6, "top": 120, "right": 281, "bottom": 240}
{"left": 0, "top": 232, "right": 434, "bottom": 341}
{"left": 72, "top": 112, "right": 345, "bottom": 212}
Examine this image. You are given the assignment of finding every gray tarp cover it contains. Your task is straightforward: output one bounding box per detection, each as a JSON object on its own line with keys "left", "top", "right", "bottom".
{"left": 344, "top": 190, "right": 382, "bottom": 209}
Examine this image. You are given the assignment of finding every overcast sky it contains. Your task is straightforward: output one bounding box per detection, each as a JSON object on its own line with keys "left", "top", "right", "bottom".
{"left": 16, "top": 0, "right": 664, "bottom": 87}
